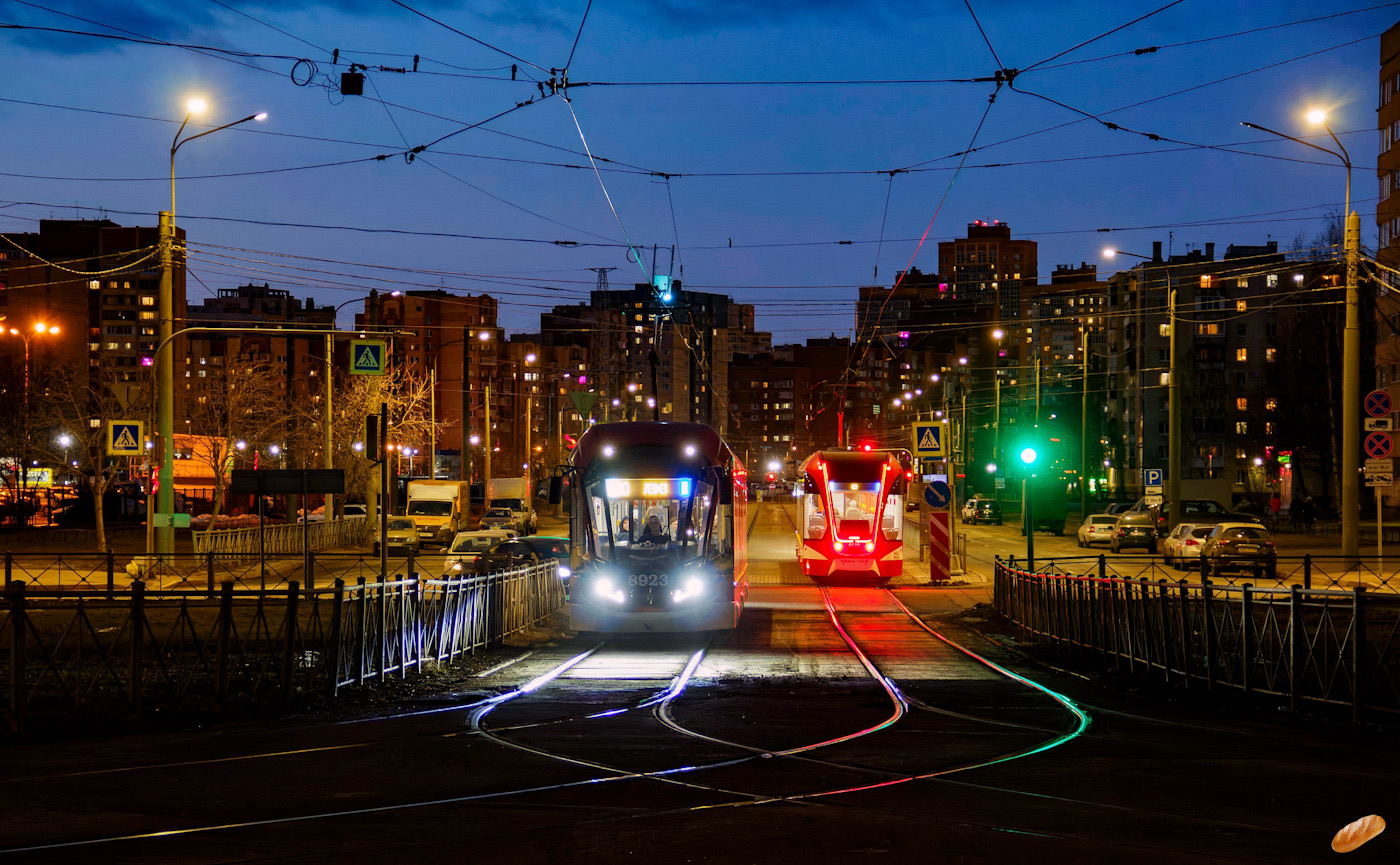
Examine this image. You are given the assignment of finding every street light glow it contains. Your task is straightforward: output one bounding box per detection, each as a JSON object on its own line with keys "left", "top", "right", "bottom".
{"left": 186, "top": 98, "right": 207, "bottom": 114}
{"left": 992, "top": 328, "right": 1004, "bottom": 340}
{"left": 1305, "top": 108, "right": 1326, "bottom": 125}
{"left": 253, "top": 112, "right": 268, "bottom": 121}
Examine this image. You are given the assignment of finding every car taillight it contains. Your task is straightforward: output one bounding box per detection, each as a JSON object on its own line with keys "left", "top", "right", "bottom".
{"left": 1116, "top": 528, "right": 1125, "bottom": 536}
{"left": 1185, "top": 539, "right": 1199, "bottom": 546}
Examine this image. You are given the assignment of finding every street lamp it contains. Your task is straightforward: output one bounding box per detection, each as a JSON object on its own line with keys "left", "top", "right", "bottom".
{"left": 1242, "top": 112, "right": 1359, "bottom": 559}
{"left": 3, "top": 322, "right": 60, "bottom": 425}
{"left": 156, "top": 100, "right": 266, "bottom": 554}
{"left": 1105, "top": 246, "right": 1178, "bottom": 529}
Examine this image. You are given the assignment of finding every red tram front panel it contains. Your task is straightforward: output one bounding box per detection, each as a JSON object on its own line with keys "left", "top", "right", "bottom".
{"left": 795, "top": 450, "right": 906, "bottom": 581}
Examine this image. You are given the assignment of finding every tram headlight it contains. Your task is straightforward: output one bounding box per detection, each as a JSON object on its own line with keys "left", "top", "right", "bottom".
{"left": 557, "top": 564, "right": 571, "bottom": 579}
{"left": 670, "top": 573, "right": 707, "bottom": 604}
{"left": 834, "top": 541, "right": 844, "bottom": 552}
{"left": 592, "top": 575, "right": 626, "bottom": 604}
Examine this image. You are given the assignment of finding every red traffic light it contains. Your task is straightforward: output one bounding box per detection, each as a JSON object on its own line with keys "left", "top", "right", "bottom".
{"left": 861, "top": 443, "right": 872, "bottom": 451}
{"left": 766, "top": 473, "right": 775, "bottom": 481}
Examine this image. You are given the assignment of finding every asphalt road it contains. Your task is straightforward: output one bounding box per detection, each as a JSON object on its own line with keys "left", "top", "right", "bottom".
{"left": 0, "top": 503, "right": 1392, "bottom": 864}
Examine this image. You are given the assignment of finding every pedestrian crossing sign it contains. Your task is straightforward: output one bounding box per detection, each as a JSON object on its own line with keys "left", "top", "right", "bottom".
{"left": 912, "top": 422, "right": 945, "bottom": 457}
{"left": 350, "top": 340, "right": 386, "bottom": 376}
{"left": 107, "top": 420, "right": 143, "bottom": 456}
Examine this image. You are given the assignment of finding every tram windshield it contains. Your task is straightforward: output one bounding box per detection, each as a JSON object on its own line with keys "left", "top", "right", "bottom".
{"left": 585, "top": 477, "right": 715, "bottom": 564}
{"left": 829, "top": 482, "right": 881, "bottom": 539}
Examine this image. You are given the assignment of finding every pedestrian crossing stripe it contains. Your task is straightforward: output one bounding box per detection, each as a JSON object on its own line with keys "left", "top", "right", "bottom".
{"left": 350, "top": 340, "right": 386, "bottom": 376}
{"left": 107, "top": 420, "right": 144, "bottom": 456}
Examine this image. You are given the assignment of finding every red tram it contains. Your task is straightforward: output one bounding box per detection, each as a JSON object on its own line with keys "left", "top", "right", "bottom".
{"left": 795, "top": 449, "right": 908, "bottom": 581}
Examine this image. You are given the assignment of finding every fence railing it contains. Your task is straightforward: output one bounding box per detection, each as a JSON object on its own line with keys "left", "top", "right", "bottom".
{"left": 191, "top": 517, "right": 368, "bottom": 557}
{"left": 1011, "top": 553, "right": 1400, "bottom": 595}
{"left": 0, "top": 561, "right": 565, "bottom": 735}
{"left": 993, "top": 557, "right": 1400, "bottom": 721}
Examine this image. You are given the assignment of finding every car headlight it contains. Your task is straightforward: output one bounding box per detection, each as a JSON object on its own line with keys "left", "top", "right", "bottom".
{"left": 557, "top": 564, "right": 571, "bottom": 579}
{"left": 452, "top": 561, "right": 463, "bottom": 572}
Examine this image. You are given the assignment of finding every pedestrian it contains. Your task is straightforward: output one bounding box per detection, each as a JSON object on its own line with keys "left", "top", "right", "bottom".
{"left": 1269, "top": 492, "right": 1281, "bottom": 530}
{"left": 1302, "top": 496, "right": 1316, "bottom": 530}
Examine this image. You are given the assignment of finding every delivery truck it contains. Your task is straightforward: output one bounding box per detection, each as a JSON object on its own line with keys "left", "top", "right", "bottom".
{"left": 485, "top": 477, "right": 536, "bottom": 535}
{"left": 405, "top": 480, "right": 471, "bottom": 547}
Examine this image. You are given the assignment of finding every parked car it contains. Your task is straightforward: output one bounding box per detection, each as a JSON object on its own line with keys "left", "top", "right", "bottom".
{"left": 1103, "top": 501, "right": 1136, "bottom": 516}
{"left": 1162, "top": 523, "right": 1216, "bottom": 570}
{"left": 1199, "top": 522, "right": 1277, "bottom": 579}
{"left": 343, "top": 504, "right": 368, "bottom": 519}
{"left": 471, "top": 539, "right": 540, "bottom": 575}
{"left": 1111, "top": 511, "right": 1158, "bottom": 553}
{"left": 373, "top": 517, "right": 421, "bottom": 556}
{"left": 964, "top": 499, "right": 1002, "bottom": 526}
{"left": 1076, "top": 514, "right": 1118, "bottom": 547}
{"left": 439, "top": 529, "right": 519, "bottom": 575}
{"left": 479, "top": 507, "right": 518, "bottom": 532}
{"left": 520, "top": 535, "right": 571, "bottom": 579}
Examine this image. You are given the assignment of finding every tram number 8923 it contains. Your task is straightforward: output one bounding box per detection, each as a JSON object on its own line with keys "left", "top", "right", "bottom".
{"left": 627, "top": 574, "right": 669, "bottom": 587}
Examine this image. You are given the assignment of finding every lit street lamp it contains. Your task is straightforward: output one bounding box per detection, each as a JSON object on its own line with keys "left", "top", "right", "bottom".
{"left": 1242, "top": 112, "right": 1359, "bottom": 559}
{"left": 156, "top": 100, "right": 266, "bottom": 554}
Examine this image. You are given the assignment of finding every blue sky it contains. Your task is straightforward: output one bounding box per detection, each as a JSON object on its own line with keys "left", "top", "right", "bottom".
{"left": 0, "top": 0, "right": 1391, "bottom": 340}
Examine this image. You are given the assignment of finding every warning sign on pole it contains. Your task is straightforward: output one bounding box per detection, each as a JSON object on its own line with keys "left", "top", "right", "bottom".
{"left": 349, "top": 340, "right": 386, "bottom": 376}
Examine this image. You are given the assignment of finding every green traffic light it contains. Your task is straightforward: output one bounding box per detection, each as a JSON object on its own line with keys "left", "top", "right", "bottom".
{"left": 1020, "top": 447, "right": 1038, "bottom": 465}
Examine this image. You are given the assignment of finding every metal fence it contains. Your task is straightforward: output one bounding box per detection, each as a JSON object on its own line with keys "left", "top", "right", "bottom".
{"left": 0, "top": 561, "right": 565, "bottom": 735}
{"left": 993, "top": 557, "right": 1400, "bottom": 721}
{"left": 1012, "top": 552, "right": 1400, "bottom": 595}
{"left": 191, "top": 517, "right": 368, "bottom": 557}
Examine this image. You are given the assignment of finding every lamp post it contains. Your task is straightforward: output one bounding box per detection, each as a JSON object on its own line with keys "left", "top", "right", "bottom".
{"left": 1242, "top": 113, "right": 1358, "bottom": 559}
{"left": 4, "top": 321, "right": 60, "bottom": 425}
{"left": 156, "top": 100, "right": 266, "bottom": 554}
{"left": 1105, "top": 247, "right": 1175, "bottom": 526}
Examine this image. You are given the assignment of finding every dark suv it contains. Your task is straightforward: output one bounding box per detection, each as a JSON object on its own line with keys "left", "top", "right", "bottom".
{"left": 966, "top": 499, "right": 1003, "bottom": 525}
{"left": 1111, "top": 511, "right": 1158, "bottom": 553}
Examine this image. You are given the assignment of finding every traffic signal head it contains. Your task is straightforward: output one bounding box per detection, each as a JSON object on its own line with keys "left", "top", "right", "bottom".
{"left": 767, "top": 472, "right": 775, "bottom": 481}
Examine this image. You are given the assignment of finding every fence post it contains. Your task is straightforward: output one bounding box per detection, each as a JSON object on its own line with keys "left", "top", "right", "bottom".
{"left": 1288, "top": 584, "right": 1302, "bottom": 713}
{"left": 356, "top": 576, "right": 368, "bottom": 687}
{"left": 328, "top": 578, "right": 345, "bottom": 697}
{"left": 1202, "top": 580, "right": 1216, "bottom": 690}
{"left": 107, "top": 549, "right": 116, "bottom": 601}
{"left": 216, "top": 581, "right": 233, "bottom": 705}
{"left": 412, "top": 579, "right": 423, "bottom": 676}
{"left": 1176, "top": 580, "right": 1191, "bottom": 687}
{"left": 1158, "top": 579, "right": 1171, "bottom": 682}
{"left": 1302, "top": 554, "right": 1312, "bottom": 591}
{"left": 1098, "top": 554, "right": 1106, "bottom": 581}
{"left": 7, "top": 581, "right": 26, "bottom": 735}
{"left": 128, "top": 579, "right": 146, "bottom": 717}
{"left": 282, "top": 581, "right": 300, "bottom": 698}
{"left": 206, "top": 551, "right": 216, "bottom": 600}
{"left": 1240, "top": 584, "right": 1253, "bottom": 694}
{"left": 1352, "top": 587, "right": 1367, "bottom": 723}
{"left": 306, "top": 551, "right": 315, "bottom": 599}
{"left": 4, "top": 551, "right": 11, "bottom": 590}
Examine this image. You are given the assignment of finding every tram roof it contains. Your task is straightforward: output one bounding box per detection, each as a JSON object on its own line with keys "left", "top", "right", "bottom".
{"left": 572, "top": 421, "right": 737, "bottom": 471}
{"left": 799, "top": 449, "right": 898, "bottom": 483}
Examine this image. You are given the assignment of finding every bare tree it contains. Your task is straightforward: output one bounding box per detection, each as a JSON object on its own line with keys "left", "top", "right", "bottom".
{"left": 184, "top": 353, "right": 284, "bottom": 537}
{"left": 328, "top": 367, "right": 443, "bottom": 524}
{"left": 29, "top": 363, "right": 149, "bottom": 551}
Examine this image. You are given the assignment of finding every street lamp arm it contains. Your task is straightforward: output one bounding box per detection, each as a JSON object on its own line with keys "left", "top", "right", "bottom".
{"left": 1240, "top": 121, "right": 1347, "bottom": 167}
{"left": 172, "top": 113, "right": 267, "bottom": 157}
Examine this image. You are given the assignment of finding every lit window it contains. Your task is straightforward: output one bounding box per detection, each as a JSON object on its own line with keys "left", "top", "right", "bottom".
{"left": 1236, "top": 397, "right": 1247, "bottom": 411}
{"left": 1267, "top": 274, "right": 1278, "bottom": 287}
{"left": 1236, "top": 348, "right": 1248, "bottom": 362}
{"left": 1236, "top": 421, "right": 1248, "bottom": 434}
{"left": 1235, "top": 299, "right": 1247, "bottom": 312}
{"left": 1265, "top": 348, "right": 1277, "bottom": 362}
{"left": 1265, "top": 422, "right": 1275, "bottom": 435}
{"left": 140, "top": 295, "right": 155, "bottom": 306}
{"left": 1265, "top": 397, "right": 1277, "bottom": 411}
{"left": 1201, "top": 275, "right": 1213, "bottom": 288}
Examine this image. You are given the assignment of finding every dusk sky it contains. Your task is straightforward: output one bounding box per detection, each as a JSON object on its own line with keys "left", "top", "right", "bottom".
{"left": 1, "top": 0, "right": 1391, "bottom": 340}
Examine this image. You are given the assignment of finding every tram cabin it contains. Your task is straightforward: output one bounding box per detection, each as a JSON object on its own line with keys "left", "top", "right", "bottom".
{"left": 560, "top": 422, "right": 748, "bottom": 633}
{"left": 796, "top": 449, "right": 906, "bottom": 581}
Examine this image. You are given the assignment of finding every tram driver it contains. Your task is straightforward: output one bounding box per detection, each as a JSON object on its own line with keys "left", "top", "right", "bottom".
{"left": 639, "top": 512, "right": 670, "bottom": 546}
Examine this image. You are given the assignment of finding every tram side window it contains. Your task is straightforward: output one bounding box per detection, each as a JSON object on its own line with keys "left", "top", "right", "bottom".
{"left": 802, "top": 493, "right": 826, "bottom": 539}
{"left": 882, "top": 494, "right": 903, "bottom": 540}
{"left": 710, "top": 504, "right": 733, "bottom": 555}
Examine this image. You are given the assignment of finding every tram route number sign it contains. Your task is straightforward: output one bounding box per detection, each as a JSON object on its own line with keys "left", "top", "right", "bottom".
{"left": 1364, "top": 432, "right": 1393, "bottom": 460}
{"left": 1366, "top": 389, "right": 1392, "bottom": 418}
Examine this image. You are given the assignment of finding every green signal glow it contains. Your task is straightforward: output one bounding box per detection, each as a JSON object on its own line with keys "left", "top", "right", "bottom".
{"left": 1020, "top": 447, "right": 1038, "bottom": 464}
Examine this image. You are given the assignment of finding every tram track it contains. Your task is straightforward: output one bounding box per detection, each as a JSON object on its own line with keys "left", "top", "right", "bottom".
{"left": 0, "top": 504, "right": 1302, "bottom": 862}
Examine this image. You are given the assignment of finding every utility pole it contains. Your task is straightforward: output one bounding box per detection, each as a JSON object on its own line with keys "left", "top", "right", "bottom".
{"left": 1081, "top": 329, "right": 1090, "bottom": 514}
{"left": 484, "top": 384, "right": 492, "bottom": 488}
{"left": 324, "top": 332, "right": 334, "bottom": 514}
{"left": 1342, "top": 209, "right": 1361, "bottom": 559}
{"left": 1167, "top": 286, "right": 1182, "bottom": 531}
{"left": 155, "top": 209, "right": 175, "bottom": 555}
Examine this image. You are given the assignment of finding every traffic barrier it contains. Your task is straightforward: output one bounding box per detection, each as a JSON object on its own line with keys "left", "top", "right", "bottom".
{"left": 992, "top": 556, "right": 1400, "bottom": 721}
{"left": 191, "top": 517, "right": 368, "bottom": 558}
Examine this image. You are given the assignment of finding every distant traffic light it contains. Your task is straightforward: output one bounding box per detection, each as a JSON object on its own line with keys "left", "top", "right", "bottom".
{"left": 766, "top": 472, "right": 775, "bottom": 481}
{"left": 1020, "top": 446, "right": 1038, "bottom": 465}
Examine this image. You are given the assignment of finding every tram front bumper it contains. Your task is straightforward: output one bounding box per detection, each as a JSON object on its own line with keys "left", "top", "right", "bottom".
{"left": 569, "top": 598, "right": 739, "bottom": 633}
